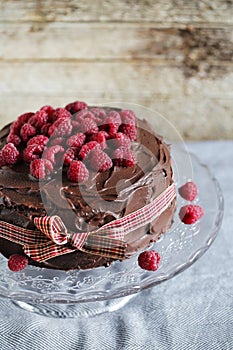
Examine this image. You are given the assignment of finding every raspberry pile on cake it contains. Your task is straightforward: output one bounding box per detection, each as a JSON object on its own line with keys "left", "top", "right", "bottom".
{"left": 0, "top": 101, "right": 176, "bottom": 270}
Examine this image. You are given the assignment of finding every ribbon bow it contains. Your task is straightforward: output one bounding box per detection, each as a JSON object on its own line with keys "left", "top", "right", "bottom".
{"left": 25, "top": 215, "right": 126, "bottom": 262}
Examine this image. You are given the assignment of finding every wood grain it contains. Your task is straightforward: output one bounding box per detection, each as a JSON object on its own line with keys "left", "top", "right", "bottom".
{"left": 0, "top": 23, "right": 232, "bottom": 66}
{"left": 1, "top": 0, "right": 233, "bottom": 25}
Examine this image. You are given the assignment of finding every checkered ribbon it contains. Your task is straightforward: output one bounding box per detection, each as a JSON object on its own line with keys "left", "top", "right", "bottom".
{"left": 0, "top": 183, "right": 176, "bottom": 262}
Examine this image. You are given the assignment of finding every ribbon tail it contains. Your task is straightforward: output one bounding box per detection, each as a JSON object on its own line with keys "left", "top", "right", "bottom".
{"left": 24, "top": 241, "right": 75, "bottom": 263}
{"left": 81, "top": 235, "right": 126, "bottom": 260}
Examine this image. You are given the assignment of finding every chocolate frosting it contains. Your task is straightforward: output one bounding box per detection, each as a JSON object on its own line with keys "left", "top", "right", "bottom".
{"left": 0, "top": 111, "right": 176, "bottom": 270}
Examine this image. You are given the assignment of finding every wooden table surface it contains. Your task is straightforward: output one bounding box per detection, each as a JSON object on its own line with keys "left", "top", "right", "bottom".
{"left": 0, "top": 0, "right": 232, "bottom": 140}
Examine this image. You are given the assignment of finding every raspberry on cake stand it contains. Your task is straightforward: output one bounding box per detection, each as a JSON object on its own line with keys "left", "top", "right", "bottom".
{"left": 0, "top": 103, "right": 223, "bottom": 318}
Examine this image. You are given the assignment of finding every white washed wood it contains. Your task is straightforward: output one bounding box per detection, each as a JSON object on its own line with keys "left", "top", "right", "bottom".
{"left": 1, "top": 0, "right": 233, "bottom": 24}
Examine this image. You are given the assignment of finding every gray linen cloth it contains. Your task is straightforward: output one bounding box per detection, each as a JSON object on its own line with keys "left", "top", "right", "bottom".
{"left": 0, "top": 141, "right": 232, "bottom": 350}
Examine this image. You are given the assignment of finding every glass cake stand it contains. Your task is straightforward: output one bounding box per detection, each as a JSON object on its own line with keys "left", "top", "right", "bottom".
{"left": 0, "top": 145, "right": 224, "bottom": 318}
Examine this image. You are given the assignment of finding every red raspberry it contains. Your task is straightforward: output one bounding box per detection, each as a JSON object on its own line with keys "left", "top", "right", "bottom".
{"left": 79, "top": 141, "right": 99, "bottom": 160}
{"left": 102, "top": 116, "right": 119, "bottom": 136}
{"left": 67, "top": 133, "right": 86, "bottom": 148}
{"left": 51, "top": 108, "right": 71, "bottom": 122}
{"left": 30, "top": 158, "right": 53, "bottom": 179}
{"left": 120, "top": 109, "right": 136, "bottom": 125}
{"left": 89, "top": 107, "right": 106, "bottom": 122}
{"left": 40, "top": 105, "right": 55, "bottom": 121}
{"left": 41, "top": 123, "right": 52, "bottom": 136}
{"left": 71, "top": 120, "right": 80, "bottom": 130}
{"left": 75, "top": 110, "right": 95, "bottom": 122}
{"left": 10, "top": 113, "right": 34, "bottom": 135}
{"left": 49, "top": 137, "right": 64, "bottom": 146}
{"left": 89, "top": 131, "right": 108, "bottom": 150}
{"left": 8, "top": 254, "right": 28, "bottom": 272}
{"left": 89, "top": 149, "right": 113, "bottom": 172}
{"left": 27, "top": 135, "right": 49, "bottom": 147}
{"left": 67, "top": 160, "right": 89, "bottom": 183}
{"left": 17, "top": 112, "right": 34, "bottom": 124}
{"left": 111, "top": 132, "right": 131, "bottom": 149}
{"left": 112, "top": 147, "right": 124, "bottom": 167}
{"left": 113, "top": 147, "right": 135, "bottom": 167}
{"left": 43, "top": 145, "right": 64, "bottom": 165}
{"left": 179, "top": 205, "right": 204, "bottom": 225}
{"left": 79, "top": 118, "right": 98, "bottom": 135}
{"left": 1, "top": 143, "right": 19, "bottom": 165}
{"left": 63, "top": 147, "right": 78, "bottom": 166}
{"left": 48, "top": 117, "right": 72, "bottom": 138}
{"left": 28, "top": 110, "right": 48, "bottom": 129}
{"left": 6, "top": 132, "right": 21, "bottom": 147}
{"left": 138, "top": 250, "right": 161, "bottom": 271}
{"left": 178, "top": 181, "right": 198, "bottom": 201}
{"left": 107, "top": 110, "right": 121, "bottom": 126}
{"left": 119, "top": 123, "right": 137, "bottom": 141}
{"left": 20, "top": 123, "right": 37, "bottom": 142}
{"left": 23, "top": 144, "right": 44, "bottom": 162}
{"left": 123, "top": 149, "right": 136, "bottom": 167}
{"left": 65, "top": 101, "right": 87, "bottom": 114}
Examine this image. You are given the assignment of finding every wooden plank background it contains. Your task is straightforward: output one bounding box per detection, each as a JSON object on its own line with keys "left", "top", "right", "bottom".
{"left": 0, "top": 0, "right": 232, "bottom": 140}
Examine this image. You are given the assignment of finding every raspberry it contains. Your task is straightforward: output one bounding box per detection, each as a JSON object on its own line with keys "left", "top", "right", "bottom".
{"left": 67, "top": 133, "right": 86, "bottom": 148}
{"left": 122, "top": 149, "right": 136, "bottom": 167}
{"left": 112, "top": 147, "right": 124, "bottom": 165}
{"left": 79, "top": 141, "right": 99, "bottom": 160}
{"left": 10, "top": 121, "right": 21, "bottom": 135}
{"left": 75, "top": 110, "right": 95, "bottom": 122}
{"left": 48, "top": 117, "right": 72, "bottom": 138}
{"left": 20, "top": 123, "right": 37, "bottom": 142}
{"left": 1, "top": 143, "right": 19, "bottom": 165}
{"left": 89, "top": 149, "right": 113, "bottom": 172}
{"left": 49, "top": 137, "right": 64, "bottom": 146}
{"left": 179, "top": 205, "right": 204, "bottom": 225}
{"left": 107, "top": 110, "right": 121, "bottom": 127}
{"left": 178, "top": 181, "right": 198, "bottom": 201}
{"left": 71, "top": 120, "right": 80, "bottom": 129}
{"left": 43, "top": 145, "right": 64, "bottom": 165}
{"left": 89, "top": 131, "right": 108, "bottom": 149}
{"left": 119, "top": 123, "right": 137, "bottom": 141}
{"left": 67, "top": 160, "right": 89, "bottom": 183}
{"left": 23, "top": 144, "right": 44, "bottom": 162}
{"left": 79, "top": 118, "right": 98, "bottom": 135}
{"left": 30, "top": 158, "right": 53, "bottom": 179}
{"left": 138, "top": 250, "right": 161, "bottom": 271}
{"left": 28, "top": 110, "right": 48, "bottom": 129}
{"left": 112, "top": 147, "right": 136, "bottom": 167}
{"left": 40, "top": 105, "right": 55, "bottom": 121}
{"left": 89, "top": 107, "right": 106, "bottom": 122}
{"left": 63, "top": 147, "right": 78, "bottom": 166}
{"left": 110, "top": 132, "right": 131, "bottom": 149}
{"left": 51, "top": 108, "right": 71, "bottom": 122}
{"left": 120, "top": 109, "right": 136, "bottom": 125}
{"left": 10, "top": 113, "right": 34, "bottom": 135}
{"left": 8, "top": 254, "right": 28, "bottom": 272}
{"left": 41, "top": 123, "right": 52, "bottom": 136}
{"left": 27, "top": 135, "right": 49, "bottom": 147}
{"left": 6, "top": 132, "right": 21, "bottom": 147}
{"left": 102, "top": 116, "right": 119, "bottom": 136}
{"left": 65, "top": 101, "right": 87, "bottom": 114}
{"left": 17, "top": 112, "right": 34, "bottom": 125}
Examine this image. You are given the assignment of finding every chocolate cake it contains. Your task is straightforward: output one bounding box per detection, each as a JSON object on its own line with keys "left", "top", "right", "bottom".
{"left": 0, "top": 102, "right": 176, "bottom": 271}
